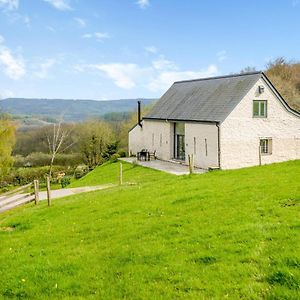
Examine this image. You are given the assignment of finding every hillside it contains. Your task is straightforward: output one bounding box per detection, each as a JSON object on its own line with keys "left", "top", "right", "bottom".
{"left": 0, "top": 161, "right": 299, "bottom": 299}
{"left": 265, "top": 59, "right": 300, "bottom": 112}
{"left": 0, "top": 98, "right": 155, "bottom": 122}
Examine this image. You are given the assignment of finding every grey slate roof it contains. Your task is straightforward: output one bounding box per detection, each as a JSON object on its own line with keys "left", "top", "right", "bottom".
{"left": 145, "top": 71, "right": 263, "bottom": 123}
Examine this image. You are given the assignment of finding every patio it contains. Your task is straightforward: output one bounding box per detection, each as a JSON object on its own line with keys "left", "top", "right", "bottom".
{"left": 120, "top": 157, "right": 206, "bottom": 176}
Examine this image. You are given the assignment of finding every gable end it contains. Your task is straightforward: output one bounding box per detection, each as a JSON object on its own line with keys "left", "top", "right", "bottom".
{"left": 261, "top": 72, "right": 300, "bottom": 118}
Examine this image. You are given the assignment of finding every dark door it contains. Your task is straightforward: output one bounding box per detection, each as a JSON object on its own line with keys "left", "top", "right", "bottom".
{"left": 176, "top": 134, "right": 185, "bottom": 160}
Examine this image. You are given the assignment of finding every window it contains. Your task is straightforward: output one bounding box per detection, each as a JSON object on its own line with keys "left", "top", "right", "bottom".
{"left": 205, "top": 138, "right": 208, "bottom": 156}
{"left": 253, "top": 100, "right": 267, "bottom": 117}
{"left": 160, "top": 133, "right": 162, "bottom": 147}
{"left": 193, "top": 137, "right": 196, "bottom": 155}
{"left": 152, "top": 133, "right": 154, "bottom": 147}
{"left": 260, "top": 138, "right": 272, "bottom": 155}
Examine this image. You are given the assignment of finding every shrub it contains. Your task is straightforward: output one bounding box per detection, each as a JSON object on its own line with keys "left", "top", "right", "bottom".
{"left": 61, "top": 176, "right": 71, "bottom": 188}
{"left": 13, "top": 152, "right": 83, "bottom": 168}
{"left": 0, "top": 166, "right": 75, "bottom": 187}
{"left": 118, "top": 150, "right": 127, "bottom": 158}
{"left": 103, "top": 142, "right": 119, "bottom": 159}
{"left": 110, "top": 154, "right": 120, "bottom": 163}
{"left": 74, "top": 165, "right": 89, "bottom": 179}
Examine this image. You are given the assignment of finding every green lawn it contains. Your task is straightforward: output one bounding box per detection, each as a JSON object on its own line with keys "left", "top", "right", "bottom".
{"left": 0, "top": 160, "right": 299, "bottom": 299}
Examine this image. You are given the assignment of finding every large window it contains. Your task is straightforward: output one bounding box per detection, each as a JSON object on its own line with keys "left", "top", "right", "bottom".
{"left": 260, "top": 138, "right": 272, "bottom": 155}
{"left": 253, "top": 100, "right": 267, "bottom": 118}
{"left": 174, "top": 123, "right": 185, "bottom": 160}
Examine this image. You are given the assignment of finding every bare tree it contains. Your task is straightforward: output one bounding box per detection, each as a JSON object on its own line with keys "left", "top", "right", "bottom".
{"left": 46, "top": 122, "right": 74, "bottom": 177}
{"left": 240, "top": 66, "right": 257, "bottom": 74}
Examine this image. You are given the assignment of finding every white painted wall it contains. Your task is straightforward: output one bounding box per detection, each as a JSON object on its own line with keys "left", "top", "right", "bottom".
{"left": 129, "top": 120, "right": 219, "bottom": 169}
{"left": 185, "top": 123, "right": 219, "bottom": 169}
{"left": 129, "top": 120, "right": 173, "bottom": 160}
{"left": 221, "top": 77, "right": 300, "bottom": 169}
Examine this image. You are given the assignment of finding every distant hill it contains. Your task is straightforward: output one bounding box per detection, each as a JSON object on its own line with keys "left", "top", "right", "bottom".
{"left": 0, "top": 98, "right": 156, "bottom": 123}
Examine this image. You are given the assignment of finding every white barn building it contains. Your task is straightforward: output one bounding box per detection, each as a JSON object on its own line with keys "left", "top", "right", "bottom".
{"left": 129, "top": 72, "right": 300, "bottom": 170}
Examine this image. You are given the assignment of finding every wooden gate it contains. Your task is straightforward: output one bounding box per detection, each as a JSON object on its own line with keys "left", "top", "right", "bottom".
{"left": 0, "top": 182, "right": 37, "bottom": 213}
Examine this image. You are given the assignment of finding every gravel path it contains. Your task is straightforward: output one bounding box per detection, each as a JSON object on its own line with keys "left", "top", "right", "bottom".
{"left": 0, "top": 184, "right": 116, "bottom": 213}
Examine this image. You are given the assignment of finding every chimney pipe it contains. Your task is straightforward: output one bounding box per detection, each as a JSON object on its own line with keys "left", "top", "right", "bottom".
{"left": 137, "top": 100, "right": 142, "bottom": 127}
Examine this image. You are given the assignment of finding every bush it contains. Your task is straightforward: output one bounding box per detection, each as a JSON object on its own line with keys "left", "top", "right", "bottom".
{"left": 110, "top": 154, "right": 120, "bottom": 163}
{"left": 103, "top": 142, "right": 119, "bottom": 159}
{"left": 0, "top": 166, "right": 75, "bottom": 187}
{"left": 61, "top": 176, "right": 71, "bottom": 188}
{"left": 13, "top": 152, "right": 83, "bottom": 168}
{"left": 118, "top": 150, "right": 127, "bottom": 158}
{"left": 74, "top": 165, "right": 89, "bottom": 179}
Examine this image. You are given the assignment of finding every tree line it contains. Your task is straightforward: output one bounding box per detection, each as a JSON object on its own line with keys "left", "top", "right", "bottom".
{"left": 0, "top": 104, "right": 153, "bottom": 185}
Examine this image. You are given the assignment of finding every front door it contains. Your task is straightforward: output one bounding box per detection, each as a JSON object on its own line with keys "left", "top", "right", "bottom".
{"left": 176, "top": 134, "right": 185, "bottom": 160}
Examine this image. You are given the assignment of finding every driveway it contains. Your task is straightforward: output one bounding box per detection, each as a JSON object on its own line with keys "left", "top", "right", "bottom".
{"left": 0, "top": 184, "right": 116, "bottom": 213}
{"left": 37, "top": 184, "right": 116, "bottom": 201}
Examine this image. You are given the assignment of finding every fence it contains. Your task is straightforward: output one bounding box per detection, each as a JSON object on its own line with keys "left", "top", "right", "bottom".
{"left": 0, "top": 180, "right": 42, "bottom": 213}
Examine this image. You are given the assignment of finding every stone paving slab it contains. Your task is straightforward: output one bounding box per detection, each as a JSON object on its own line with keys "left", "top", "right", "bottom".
{"left": 120, "top": 158, "right": 206, "bottom": 175}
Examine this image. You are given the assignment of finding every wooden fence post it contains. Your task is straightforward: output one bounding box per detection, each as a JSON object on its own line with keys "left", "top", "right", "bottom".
{"left": 188, "top": 154, "right": 194, "bottom": 174}
{"left": 119, "top": 163, "right": 123, "bottom": 186}
{"left": 46, "top": 176, "right": 51, "bottom": 206}
{"left": 34, "top": 180, "right": 39, "bottom": 205}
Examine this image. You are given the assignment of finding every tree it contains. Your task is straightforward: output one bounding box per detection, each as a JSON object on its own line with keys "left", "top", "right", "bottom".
{"left": 240, "top": 66, "right": 257, "bottom": 73}
{"left": 45, "top": 122, "right": 75, "bottom": 177}
{"left": 76, "top": 120, "right": 114, "bottom": 168}
{"left": 0, "top": 115, "right": 16, "bottom": 179}
{"left": 265, "top": 57, "right": 300, "bottom": 111}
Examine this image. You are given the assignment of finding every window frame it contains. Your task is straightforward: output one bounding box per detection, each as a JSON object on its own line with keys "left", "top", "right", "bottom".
{"left": 253, "top": 100, "right": 267, "bottom": 118}
{"left": 260, "top": 138, "right": 272, "bottom": 155}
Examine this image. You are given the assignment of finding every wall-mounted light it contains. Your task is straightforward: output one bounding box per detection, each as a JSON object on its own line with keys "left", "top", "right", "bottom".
{"left": 258, "top": 85, "right": 265, "bottom": 94}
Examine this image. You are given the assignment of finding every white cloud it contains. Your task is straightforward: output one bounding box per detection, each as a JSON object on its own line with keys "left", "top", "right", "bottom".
{"left": 145, "top": 46, "right": 158, "bottom": 54}
{"left": 136, "top": 0, "right": 150, "bottom": 9}
{"left": 7, "top": 12, "right": 31, "bottom": 26}
{"left": 23, "top": 15, "right": 30, "bottom": 26}
{"left": 0, "top": 89, "right": 14, "bottom": 99}
{"left": 34, "top": 58, "right": 56, "bottom": 79}
{"left": 82, "top": 32, "right": 110, "bottom": 42}
{"left": 0, "top": 0, "right": 19, "bottom": 10}
{"left": 43, "top": 0, "right": 72, "bottom": 11}
{"left": 77, "top": 55, "right": 218, "bottom": 93}
{"left": 89, "top": 63, "right": 143, "bottom": 89}
{"left": 0, "top": 0, "right": 30, "bottom": 26}
{"left": 217, "top": 50, "right": 227, "bottom": 62}
{"left": 152, "top": 56, "right": 177, "bottom": 71}
{"left": 46, "top": 26, "right": 56, "bottom": 32}
{"left": 74, "top": 17, "right": 86, "bottom": 28}
{"left": 0, "top": 37, "right": 25, "bottom": 80}
{"left": 147, "top": 65, "right": 218, "bottom": 92}
{"left": 0, "top": 48, "right": 25, "bottom": 79}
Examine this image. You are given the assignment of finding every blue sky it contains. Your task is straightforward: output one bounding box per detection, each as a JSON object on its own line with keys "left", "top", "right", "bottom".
{"left": 0, "top": 0, "right": 299, "bottom": 100}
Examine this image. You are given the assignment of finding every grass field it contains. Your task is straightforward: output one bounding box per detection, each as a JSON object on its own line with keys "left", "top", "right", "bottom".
{"left": 0, "top": 160, "right": 299, "bottom": 299}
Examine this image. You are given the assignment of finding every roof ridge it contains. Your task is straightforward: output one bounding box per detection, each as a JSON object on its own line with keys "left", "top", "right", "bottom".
{"left": 174, "top": 71, "right": 263, "bottom": 84}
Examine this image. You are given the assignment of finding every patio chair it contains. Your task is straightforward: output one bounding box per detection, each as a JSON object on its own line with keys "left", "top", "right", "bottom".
{"left": 149, "top": 150, "right": 156, "bottom": 160}
{"left": 137, "top": 149, "right": 150, "bottom": 161}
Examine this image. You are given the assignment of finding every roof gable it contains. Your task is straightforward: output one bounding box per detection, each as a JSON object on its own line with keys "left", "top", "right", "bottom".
{"left": 260, "top": 73, "right": 300, "bottom": 118}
